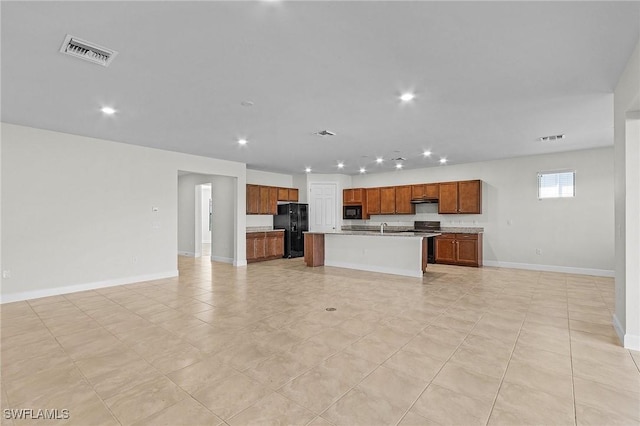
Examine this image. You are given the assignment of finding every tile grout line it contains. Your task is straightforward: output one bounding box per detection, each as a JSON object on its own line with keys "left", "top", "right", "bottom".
{"left": 477, "top": 276, "right": 535, "bottom": 426}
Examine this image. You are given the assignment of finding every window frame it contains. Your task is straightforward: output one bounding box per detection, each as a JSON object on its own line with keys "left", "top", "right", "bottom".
{"left": 537, "top": 169, "right": 576, "bottom": 200}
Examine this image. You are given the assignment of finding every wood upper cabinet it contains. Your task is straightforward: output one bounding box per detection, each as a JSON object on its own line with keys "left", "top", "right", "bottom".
{"left": 277, "top": 187, "right": 289, "bottom": 201}
{"left": 458, "top": 180, "right": 481, "bottom": 214}
{"left": 380, "top": 187, "right": 396, "bottom": 214}
{"left": 249, "top": 185, "right": 296, "bottom": 214}
{"left": 395, "top": 185, "right": 414, "bottom": 214}
{"left": 259, "top": 186, "right": 277, "bottom": 215}
{"left": 365, "top": 188, "right": 381, "bottom": 215}
{"left": 247, "top": 185, "right": 260, "bottom": 214}
{"left": 435, "top": 233, "right": 482, "bottom": 267}
{"left": 343, "top": 188, "right": 364, "bottom": 205}
{"left": 438, "top": 180, "right": 481, "bottom": 214}
{"left": 277, "top": 187, "right": 299, "bottom": 202}
{"left": 438, "top": 182, "right": 459, "bottom": 214}
{"left": 411, "top": 183, "right": 438, "bottom": 200}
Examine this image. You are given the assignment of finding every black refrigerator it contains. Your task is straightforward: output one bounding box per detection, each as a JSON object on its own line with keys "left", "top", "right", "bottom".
{"left": 274, "top": 203, "right": 308, "bottom": 258}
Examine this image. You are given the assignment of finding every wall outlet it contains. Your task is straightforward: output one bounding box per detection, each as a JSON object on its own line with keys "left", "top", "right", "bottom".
{"left": 2, "top": 270, "right": 10, "bottom": 279}
{"left": 535, "top": 248, "right": 542, "bottom": 255}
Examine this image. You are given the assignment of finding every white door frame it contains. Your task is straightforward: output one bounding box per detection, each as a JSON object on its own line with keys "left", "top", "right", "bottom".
{"left": 194, "top": 183, "right": 213, "bottom": 259}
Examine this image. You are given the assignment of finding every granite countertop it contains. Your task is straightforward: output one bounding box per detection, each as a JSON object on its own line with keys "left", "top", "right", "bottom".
{"left": 311, "top": 230, "right": 441, "bottom": 238}
{"left": 246, "top": 227, "right": 285, "bottom": 233}
{"left": 341, "top": 225, "right": 483, "bottom": 234}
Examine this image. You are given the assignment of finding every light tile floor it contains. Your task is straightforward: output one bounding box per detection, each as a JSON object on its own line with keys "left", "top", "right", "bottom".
{"left": 1, "top": 257, "right": 639, "bottom": 425}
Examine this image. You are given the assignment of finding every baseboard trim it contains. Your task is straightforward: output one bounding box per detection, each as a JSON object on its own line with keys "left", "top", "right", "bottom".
{"left": 325, "top": 260, "right": 423, "bottom": 278}
{"left": 211, "top": 256, "right": 234, "bottom": 264}
{"left": 234, "top": 259, "right": 248, "bottom": 267}
{"left": 482, "top": 260, "right": 614, "bottom": 277}
{"left": 624, "top": 333, "right": 640, "bottom": 351}
{"left": 0, "top": 270, "right": 179, "bottom": 304}
{"left": 178, "top": 251, "right": 196, "bottom": 257}
{"left": 613, "top": 313, "right": 625, "bottom": 346}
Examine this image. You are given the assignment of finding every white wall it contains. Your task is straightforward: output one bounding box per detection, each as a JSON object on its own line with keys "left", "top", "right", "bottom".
{"left": 1, "top": 123, "right": 246, "bottom": 302}
{"left": 245, "top": 168, "right": 295, "bottom": 228}
{"left": 614, "top": 39, "right": 640, "bottom": 350}
{"left": 178, "top": 174, "right": 235, "bottom": 262}
{"left": 349, "top": 148, "right": 615, "bottom": 276}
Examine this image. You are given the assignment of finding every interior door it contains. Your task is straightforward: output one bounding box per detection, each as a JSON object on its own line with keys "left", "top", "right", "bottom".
{"left": 309, "top": 183, "right": 337, "bottom": 232}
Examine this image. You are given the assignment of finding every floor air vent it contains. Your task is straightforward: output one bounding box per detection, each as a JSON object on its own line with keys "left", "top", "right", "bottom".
{"left": 59, "top": 35, "right": 118, "bottom": 67}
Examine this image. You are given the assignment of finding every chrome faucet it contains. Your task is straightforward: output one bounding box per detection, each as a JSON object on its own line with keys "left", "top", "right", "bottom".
{"left": 380, "top": 222, "right": 388, "bottom": 234}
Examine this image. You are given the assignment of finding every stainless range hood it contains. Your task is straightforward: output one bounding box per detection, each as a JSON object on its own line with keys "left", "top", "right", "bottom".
{"left": 410, "top": 198, "right": 438, "bottom": 204}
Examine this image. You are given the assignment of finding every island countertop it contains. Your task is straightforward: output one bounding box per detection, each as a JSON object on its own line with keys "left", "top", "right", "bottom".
{"left": 304, "top": 230, "right": 440, "bottom": 238}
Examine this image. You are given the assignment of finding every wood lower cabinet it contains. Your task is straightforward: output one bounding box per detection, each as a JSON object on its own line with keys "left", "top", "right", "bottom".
{"left": 438, "top": 180, "right": 482, "bottom": 214}
{"left": 435, "top": 233, "right": 483, "bottom": 267}
{"left": 247, "top": 231, "right": 284, "bottom": 263}
{"left": 304, "top": 233, "right": 325, "bottom": 267}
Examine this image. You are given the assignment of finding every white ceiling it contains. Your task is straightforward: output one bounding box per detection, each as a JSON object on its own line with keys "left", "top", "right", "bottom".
{"left": 2, "top": 1, "right": 638, "bottom": 175}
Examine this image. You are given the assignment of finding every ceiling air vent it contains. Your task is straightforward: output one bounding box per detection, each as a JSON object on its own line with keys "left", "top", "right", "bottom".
{"left": 59, "top": 35, "right": 118, "bottom": 67}
{"left": 539, "top": 134, "right": 565, "bottom": 142}
{"left": 314, "top": 130, "right": 336, "bottom": 136}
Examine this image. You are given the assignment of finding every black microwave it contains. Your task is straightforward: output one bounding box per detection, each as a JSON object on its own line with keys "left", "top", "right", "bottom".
{"left": 343, "top": 205, "right": 363, "bottom": 220}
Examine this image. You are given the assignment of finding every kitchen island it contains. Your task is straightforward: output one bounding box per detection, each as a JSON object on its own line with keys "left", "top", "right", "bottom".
{"left": 304, "top": 231, "right": 440, "bottom": 278}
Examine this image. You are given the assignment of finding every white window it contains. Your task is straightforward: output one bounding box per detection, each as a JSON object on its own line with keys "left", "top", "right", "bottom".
{"left": 538, "top": 171, "right": 575, "bottom": 199}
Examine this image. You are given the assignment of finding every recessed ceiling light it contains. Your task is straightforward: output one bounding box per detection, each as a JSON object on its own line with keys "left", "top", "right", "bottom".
{"left": 423, "top": 150, "right": 432, "bottom": 157}
{"left": 337, "top": 162, "right": 344, "bottom": 169}
{"left": 376, "top": 157, "right": 384, "bottom": 164}
{"left": 238, "top": 138, "right": 248, "bottom": 145}
{"left": 440, "top": 158, "right": 447, "bottom": 164}
{"left": 395, "top": 163, "right": 403, "bottom": 169}
{"left": 359, "top": 167, "right": 366, "bottom": 174}
{"left": 304, "top": 167, "right": 311, "bottom": 173}
{"left": 400, "top": 92, "right": 415, "bottom": 102}
{"left": 101, "top": 106, "right": 116, "bottom": 115}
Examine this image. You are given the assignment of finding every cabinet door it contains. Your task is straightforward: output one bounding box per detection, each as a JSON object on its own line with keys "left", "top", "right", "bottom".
{"left": 288, "top": 188, "right": 299, "bottom": 202}
{"left": 259, "top": 186, "right": 270, "bottom": 214}
{"left": 247, "top": 185, "right": 260, "bottom": 214}
{"left": 424, "top": 183, "right": 439, "bottom": 199}
{"left": 366, "top": 188, "right": 381, "bottom": 215}
{"left": 395, "top": 185, "right": 414, "bottom": 214}
{"left": 458, "top": 180, "right": 481, "bottom": 214}
{"left": 277, "top": 187, "right": 289, "bottom": 201}
{"left": 351, "top": 189, "right": 363, "bottom": 203}
{"left": 246, "top": 235, "right": 257, "bottom": 260}
{"left": 456, "top": 234, "right": 479, "bottom": 266}
{"left": 343, "top": 189, "right": 353, "bottom": 204}
{"left": 438, "top": 182, "right": 459, "bottom": 214}
{"left": 380, "top": 187, "right": 396, "bottom": 214}
{"left": 435, "top": 234, "right": 456, "bottom": 264}
{"left": 411, "top": 184, "right": 426, "bottom": 200}
{"left": 254, "top": 235, "right": 266, "bottom": 259}
{"left": 268, "top": 187, "right": 278, "bottom": 214}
